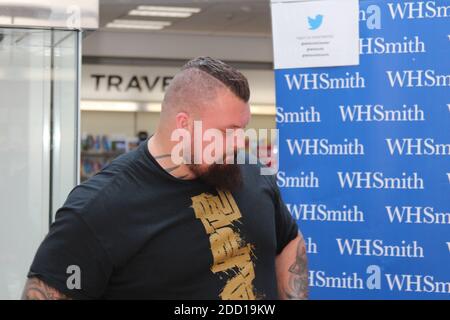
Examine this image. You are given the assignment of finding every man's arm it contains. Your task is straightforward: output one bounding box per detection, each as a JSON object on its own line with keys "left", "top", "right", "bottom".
{"left": 21, "top": 277, "right": 71, "bottom": 300}
{"left": 275, "top": 232, "right": 309, "bottom": 300}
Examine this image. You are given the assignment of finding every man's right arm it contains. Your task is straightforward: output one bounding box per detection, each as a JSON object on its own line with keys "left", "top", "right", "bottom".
{"left": 21, "top": 277, "right": 71, "bottom": 300}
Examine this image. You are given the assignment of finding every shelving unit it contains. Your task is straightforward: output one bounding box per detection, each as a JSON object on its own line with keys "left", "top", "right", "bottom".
{"left": 80, "top": 134, "right": 142, "bottom": 182}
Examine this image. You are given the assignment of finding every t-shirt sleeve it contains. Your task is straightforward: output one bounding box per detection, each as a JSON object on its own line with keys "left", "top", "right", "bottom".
{"left": 266, "top": 174, "right": 299, "bottom": 255}
{"left": 27, "top": 208, "right": 113, "bottom": 299}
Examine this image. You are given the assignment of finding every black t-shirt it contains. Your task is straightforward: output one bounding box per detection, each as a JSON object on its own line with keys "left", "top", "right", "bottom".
{"left": 28, "top": 139, "right": 298, "bottom": 300}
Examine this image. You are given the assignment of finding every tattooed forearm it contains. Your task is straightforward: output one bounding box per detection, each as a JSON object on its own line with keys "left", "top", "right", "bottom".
{"left": 21, "top": 277, "right": 71, "bottom": 300}
{"left": 285, "top": 234, "right": 309, "bottom": 300}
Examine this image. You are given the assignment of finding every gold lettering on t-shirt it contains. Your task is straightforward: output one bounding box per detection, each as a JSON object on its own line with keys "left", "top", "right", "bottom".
{"left": 191, "top": 190, "right": 241, "bottom": 233}
{"left": 191, "top": 190, "right": 256, "bottom": 300}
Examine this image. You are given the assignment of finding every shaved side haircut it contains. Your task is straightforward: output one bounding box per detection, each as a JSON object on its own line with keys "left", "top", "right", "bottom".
{"left": 161, "top": 56, "right": 250, "bottom": 119}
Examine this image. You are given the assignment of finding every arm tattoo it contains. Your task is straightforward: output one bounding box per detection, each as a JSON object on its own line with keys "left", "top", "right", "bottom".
{"left": 285, "top": 234, "right": 309, "bottom": 300}
{"left": 22, "top": 277, "right": 71, "bottom": 300}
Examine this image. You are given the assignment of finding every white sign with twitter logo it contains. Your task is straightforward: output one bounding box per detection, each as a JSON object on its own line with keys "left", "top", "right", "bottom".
{"left": 271, "top": 0, "right": 360, "bottom": 69}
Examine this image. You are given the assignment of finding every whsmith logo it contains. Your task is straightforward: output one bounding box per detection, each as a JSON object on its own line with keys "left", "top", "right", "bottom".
{"left": 386, "top": 138, "right": 450, "bottom": 156}
{"left": 386, "top": 70, "right": 450, "bottom": 88}
{"left": 337, "top": 172, "right": 424, "bottom": 190}
{"left": 286, "top": 203, "right": 365, "bottom": 223}
{"left": 308, "top": 14, "right": 323, "bottom": 30}
{"left": 360, "top": 36, "right": 426, "bottom": 55}
{"left": 339, "top": 104, "right": 425, "bottom": 122}
{"left": 387, "top": 1, "right": 450, "bottom": 20}
{"left": 358, "top": 2, "right": 449, "bottom": 29}
{"left": 309, "top": 267, "right": 450, "bottom": 293}
{"left": 336, "top": 239, "right": 424, "bottom": 258}
{"left": 285, "top": 72, "right": 366, "bottom": 90}
{"left": 385, "top": 206, "right": 450, "bottom": 225}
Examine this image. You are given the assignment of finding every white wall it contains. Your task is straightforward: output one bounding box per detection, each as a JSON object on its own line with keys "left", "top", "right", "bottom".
{"left": 81, "top": 110, "right": 275, "bottom": 138}
{"left": 80, "top": 62, "right": 276, "bottom": 138}
{"left": 83, "top": 30, "right": 274, "bottom": 63}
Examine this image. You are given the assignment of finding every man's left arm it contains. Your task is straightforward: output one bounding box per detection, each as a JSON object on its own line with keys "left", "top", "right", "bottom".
{"left": 275, "top": 232, "right": 309, "bottom": 300}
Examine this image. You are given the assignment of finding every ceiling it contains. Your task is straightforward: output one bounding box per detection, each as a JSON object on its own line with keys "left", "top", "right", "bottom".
{"left": 99, "top": 0, "right": 272, "bottom": 37}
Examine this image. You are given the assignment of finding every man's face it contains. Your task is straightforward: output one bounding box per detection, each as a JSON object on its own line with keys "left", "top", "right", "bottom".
{"left": 187, "top": 88, "right": 251, "bottom": 190}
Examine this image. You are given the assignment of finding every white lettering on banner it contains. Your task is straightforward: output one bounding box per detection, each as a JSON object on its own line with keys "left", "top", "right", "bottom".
{"left": 305, "top": 237, "right": 318, "bottom": 254}
{"left": 386, "top": 70, "right": 450, "bottom": 88}
{"left": 387, "top": 1, "right": 450, "bottom": 20}
{"left": 284, "top": 72, "right": 365, "bottom": 90}
{"left": 310, "top": 269, "right": 450, "bottom": 293}
{"left": 339, "top": 104, "right": 425, "bottom": 122}
{"left": 286, "top": 203, "right": 365, "bottom": 222}
{"left": 286, "top": 138, "right": 365, "bottom": 156}
{"left": 385, "top": 274, "right": 450, "bottom": 293}
{"left": 336, "top": 239, "right": 425, "bottom": 258}
{"left": 337, "top": 172, "right": 424, "bottom": 189}
{"left": 276, "top": 106, "right": 321, "bottom": 123}
{"left": 272, "top": 0, "right": 448, "bottom": 299}
{"left": 276, "top": 171, "right": 319, "bottom": 188}
{"left": 359, "top": 5, "right": 382, "bottom": 30}
{"left": 386, "top": 206, "right": 450, "bottom": 224}
{"left": 366, "top": 265, "right": 382, "bottom": 290}
{"left": 360, "top": 36, "right": 426, "bottom": 55}
{"left": 309, "top": 270, "right": 365, "bottom": 290}
{"left": 386, "top": 138, "right": 450, "bottom": 156}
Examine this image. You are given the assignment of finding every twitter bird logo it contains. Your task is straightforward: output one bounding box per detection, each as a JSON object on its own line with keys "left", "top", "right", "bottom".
{"left": 308, "top": 14, "right": 323, "bottom": 30}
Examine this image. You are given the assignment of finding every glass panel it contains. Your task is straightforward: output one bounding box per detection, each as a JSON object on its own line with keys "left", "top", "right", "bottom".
{"left": 51, "top": 30, "right": 79, "bottom": 218}
{"left": 0, "top": 28, "right": 79, "bottom": 299}
{"left": 0, "top": 28, "right": 51, "bottom": 299}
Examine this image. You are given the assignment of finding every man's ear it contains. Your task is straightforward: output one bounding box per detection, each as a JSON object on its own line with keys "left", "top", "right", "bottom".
{"left": 175, "top": 112, "right": 190, "bottom": 130}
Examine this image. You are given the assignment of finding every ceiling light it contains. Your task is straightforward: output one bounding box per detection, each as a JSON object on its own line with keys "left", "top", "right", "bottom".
{"left": 106, "top": 23, "right": 164, "bottom": 30}
{"left": 136, "top": 6, "right": 201, "bottom": 13}
{"left": 129, "top": 9, "right": 192, "bottom": 18}
{"left": 111, "top": 19, "right": 171, "bottom": 27}
{"left": 106, "top": 19, "right": 171, "bottom": 30}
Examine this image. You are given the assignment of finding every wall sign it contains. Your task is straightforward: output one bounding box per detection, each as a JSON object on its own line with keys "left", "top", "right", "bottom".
{"left": 271, "top": 0, "right": 360, "bottom": 69}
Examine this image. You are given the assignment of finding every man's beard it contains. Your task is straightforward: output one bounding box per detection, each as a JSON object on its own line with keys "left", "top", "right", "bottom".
{"left": 197, "top": 163, "right": 242, "bottom": 191}
{"left": 188, "top": 154, "right": 243, "bottom": 191}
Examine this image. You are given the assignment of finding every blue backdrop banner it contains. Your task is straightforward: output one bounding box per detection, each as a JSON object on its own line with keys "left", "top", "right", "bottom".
{"left": 272, "top": 0, "right": 450, "bottom": 299}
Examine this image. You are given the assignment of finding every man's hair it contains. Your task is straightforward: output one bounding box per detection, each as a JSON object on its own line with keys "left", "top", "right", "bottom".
{"left": 181, "top": 56, "right": 250, "bottom": 103}
{"left": 160, "top": 56, "right": 250, "bottom": 119}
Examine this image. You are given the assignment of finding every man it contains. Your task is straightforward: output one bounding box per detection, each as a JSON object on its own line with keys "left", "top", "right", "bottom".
{"left": 22, "top": 57, "right": 308, "bottom": 300}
